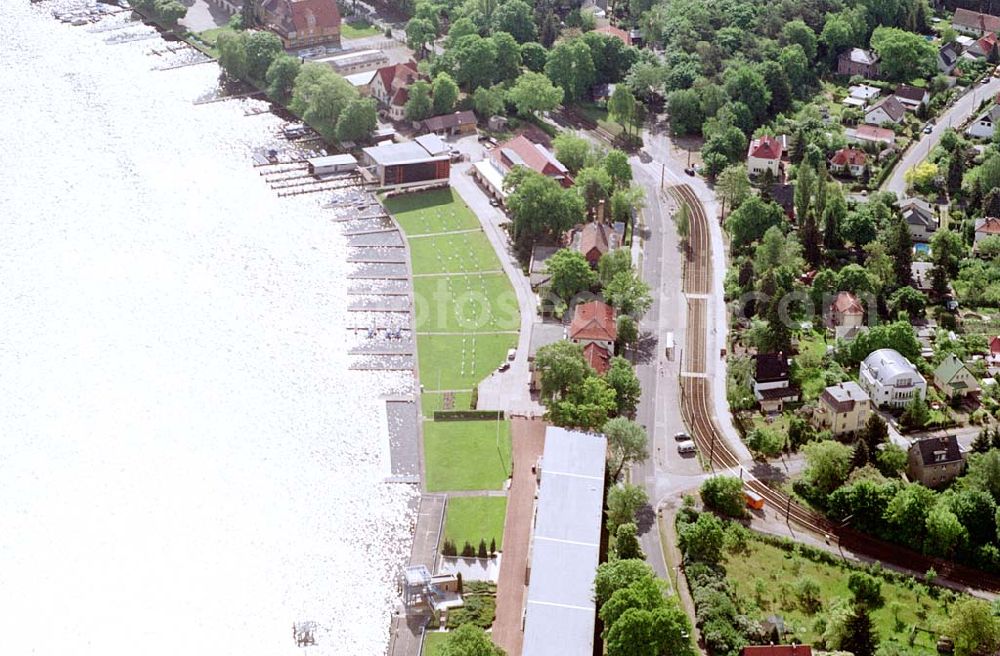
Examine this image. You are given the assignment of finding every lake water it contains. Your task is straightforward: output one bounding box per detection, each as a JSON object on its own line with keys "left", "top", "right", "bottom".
{"left": 0, "top": 3, "right": 414, "bottom": 655}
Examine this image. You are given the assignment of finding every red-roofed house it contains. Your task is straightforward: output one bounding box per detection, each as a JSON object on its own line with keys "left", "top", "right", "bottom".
{"left": 594, "top": 25, "right": 632, "bottom": 45}
{"left": 569, "top": 301, "right": 617, "bottom": 352}
{"left": 742, "top": 645, "right": 813, "bottom": 656}
{"left": 975, "top": 217, "right": 1000, "bottom": 251}
{"left": 746, "top": 135, "right": 783, "bottom": 176}
{"left": 258, "top": 0, "right": 341, "bottom": 49}
{"left": 582, "top": 342, "right": 612, "bottom": 375}
{"left": 968, "top": 33, "right": 1000, "bottom": 60}
{"left": 990, "top": 336, "right": 1000, "bottom": 358}
{"left": 830, "top": 147, "right": 868, "bottom": 178}
{"left": 371, "top": 61, "right": 423, "bottom": 121}
{"left": 573, "top": 222, "right": 622, "bottom": 267}
{"left": 848, "top": 124, "right": 896, "bottom": 146}
{"left": 491, "top": 135, "right": 572, "bottom": 187}
{"left": 953, "top": 8, "right": 1000, "bottom": 37}
{"left": 828, "top": 291, "right": 865, "bottom": 329}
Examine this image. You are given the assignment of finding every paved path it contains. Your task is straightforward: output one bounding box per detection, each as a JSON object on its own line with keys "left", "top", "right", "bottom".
{"left": 450, "top": 163, "right": 544, "bottom": 415}
{"left": 492, "top": 418, "right": 546, "bottom": 656}
{"left": 884, "top": 76, "right": 1000, "bottom": 197}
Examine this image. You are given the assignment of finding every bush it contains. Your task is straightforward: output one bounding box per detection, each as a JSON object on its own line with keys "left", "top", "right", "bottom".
{"left": 700, "top": 476, "right": 747, "bottom": 518}
{"left": 461, "top": 541, "right": 475, "bottom": 557}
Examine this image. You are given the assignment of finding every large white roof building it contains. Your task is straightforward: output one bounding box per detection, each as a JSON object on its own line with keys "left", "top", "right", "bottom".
{"left": 858, "top": 348, "right": 927, "bottom": 408}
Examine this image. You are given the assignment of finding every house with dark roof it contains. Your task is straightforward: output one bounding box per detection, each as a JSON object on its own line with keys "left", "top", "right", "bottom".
{"left": 816, "top": 382, "right": 872, "bottom": 436}
{"left": 746, "top": 135, "right": 783, "bottom": 177}
{"left": 752, "top": 352, "right": 799, "bottom": 413}
{"left": 939, "top": 42, "right": 963, "bottom": 74}
{"left": 838, "top": 48, "right": 880, "bottom": 78}
{"left": 568, "top": 300, "right": 617, "bottom": 353}
{"left": 417, "top": 110, "right": 478, "bottom": 136}
{"left": 900, "top": 197, "right": 938, "bottom": 242}
{"left": 830, "top": 147, "right": 868, "bottom": 178}
{"left": 933, "top": 353, "right": 980, "bottom": 399}
{"left": 864, "top": 96, "right": 906, "bottom": 126}
{"left": 370, "top": 61, "right": 423, "bottom": 121}
{"left": 894, "top": 85, "right": 930, "bottom": 111}
{"left": 966, "top": 104, "right": 1000, "bottom": 139}
{"left": 907, "top": 435, "right": 965, "bottom": 488}
{"left": 953, "top": 8, "right": 1000, "bottom": 37}
{"left": 571, "top": 222, "right": 622, "bottom": 267}
{"left": 257, "top": 0, "right": 341, "bottom": 49}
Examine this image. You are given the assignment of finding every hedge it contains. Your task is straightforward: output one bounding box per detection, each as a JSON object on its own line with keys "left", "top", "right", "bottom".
{"left": 433, "top": 410, "right": 505, "bottom": 421}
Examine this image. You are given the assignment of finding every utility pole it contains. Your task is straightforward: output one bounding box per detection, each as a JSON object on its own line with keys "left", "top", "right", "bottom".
{"left": 660, "top": 162, "right": 665, "bottom": 190}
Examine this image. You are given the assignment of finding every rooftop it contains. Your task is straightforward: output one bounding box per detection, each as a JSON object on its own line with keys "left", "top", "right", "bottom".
{"left": 822, "top": 381, "right": 869, "bottom": 405}
{"left": 362, "top": 139, "right": 449, "bottom": 166}
{"left": 831, "top": 291, "right": 864, "bottom": 314}
{"left": 862, "top": 348, "right": 920, "bottom": 382}
{"left": 911, "top": 435, "right": 962, "bottom": 466}
{"left": 418, "top": 110, "right": 477, "bottom": 132}
{"left": 831, "top": 147, "right": 867, "bottom": 167}
{"left": 742, "top": 646, "right": 813, "bottom": 656}
{"left": 748, "top": 135, "right": 782, "bottom": 160}
{"left": 754, "top": 352, "right": 790, "bottom": 383}
{"left": 868, "top": 95, "right": 906, "bottom": 123}
{"left": 569, "top": 300, "right": 617, "bottom": 342}
{"left": 844, "top": 47, "right": 879, "bottom": 65}
{"left": 582, "top": 342, "right": 611, "bottom": 375}
{"left": 895, "top": 85, "right": 928, "bottom": 103}
{"left": 954, "top": 8, "right": 1000, "bottom": 34}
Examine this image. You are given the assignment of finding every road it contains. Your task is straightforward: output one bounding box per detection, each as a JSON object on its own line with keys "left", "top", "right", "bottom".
{"left": 883, "top": 76, "right": 1000, "bottom": 197}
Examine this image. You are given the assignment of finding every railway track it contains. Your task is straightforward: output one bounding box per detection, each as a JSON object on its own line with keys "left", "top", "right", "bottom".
{"left": 668, "top": 183, "right": 1000, "bottom": 591}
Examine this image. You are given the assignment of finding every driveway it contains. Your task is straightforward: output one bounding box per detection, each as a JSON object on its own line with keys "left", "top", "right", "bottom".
{"left": 883, "top": 76, "right": 1000, "bottom": 197}
{"left": 179, "top": 0, "right": 231, "bottom": 33}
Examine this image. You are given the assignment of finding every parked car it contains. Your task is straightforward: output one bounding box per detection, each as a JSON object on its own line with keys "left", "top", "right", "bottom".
{"left": 507, "top": 348, "right": 516, "bottom": 361}
{"left": 923, "top": 125, "right": 933, "bottom": 134}
{"left": 498, "top": 362, "right": 511, "bottom": 372}
{"left": 489, "top": 198, "right": 500, "bottom": 207}
{"left": 677, "top": 440, "right": 697, "bottom": 454}
{"left": 684, "top": 167, "right": 695, "bottom": 176}
{"left": 673, "top": 431, "right": 691, "bottom": 441}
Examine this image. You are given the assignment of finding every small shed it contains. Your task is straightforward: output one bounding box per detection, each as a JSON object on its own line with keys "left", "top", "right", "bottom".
{"left": 307, "top": 154, "right": 358, "bottom": 175}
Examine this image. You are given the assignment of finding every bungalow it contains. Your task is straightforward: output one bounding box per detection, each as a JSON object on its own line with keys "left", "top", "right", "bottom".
{"left": 594, "top": 24, "right": 631, "bottom": 45}
{"left": 966, "top": 105, "right": 1000, "bottom": 139}
{"left": 975, "top": 216, "right": 1000, "bottom": 249}
{"left": 829, "top": 147, "right": 868, "bottom": 178}
{"left": 952, "top": 8, "right": 1000, "bottom": 37}
{"left": 752, "top": 352, "right": 800, "bottom": 413}
{"left": 417, "top": 110, "right": 478, "bottom": 136}
{"left": 571, "top": 222, "right": 622, "bottom": 267}
{"left": 746, "top": 135, "right": 783, "bottom": 177}
{"left": 815, "top": 382, "right": 872, "bottom": 436}
{"left": 848, "top": 84, "right": 882, "bottom": 103}
{"left": 568, "top": 300, "right": 617, "bottom": 353}
{"left": 257, "top": 0, "right": 341, "bottom": 49}
{"left": 966, "top": 33, "right": 1000, "bottom": 60}
{"left": 907, "top": 435, "right": 965, "bottom": 488}
{"left": 900, "top": 197, "right": 938, "bottom": 243}
{"left": 864, "top": 96, "right": 906, "bottom": 126}
{"left": 939, "top": 42, "right": 963, "bottom": 74}
{"left": 858, "top": 348, "right": 927, "bottom": 408}
{"left": 846, "top": 124, "right": 896, "bottom": 146}
{"left": 933, "top": 353, "right": 981, "bottom": 399}
{"left": 371, "top": 61, "right": 423, "bottom": 121}
{"left": 894, "top": 84, "right": 930, "bottom": 111}
{"left": 838, "top": 48, "right": 880, "bottom": 79}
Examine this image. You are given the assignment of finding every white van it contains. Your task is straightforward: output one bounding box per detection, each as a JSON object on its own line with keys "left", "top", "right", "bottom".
{"left": 507, "top": 348, "right": 516, "bottom": 361}
{"left": 676, "top": 440, "right": 697, "bottom": 455}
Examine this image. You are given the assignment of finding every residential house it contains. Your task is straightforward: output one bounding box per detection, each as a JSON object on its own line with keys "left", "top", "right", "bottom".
{"left": 370, "top": 61, "right": 422, "bottom": 121}
{"left": 582, "top": 342, "right": 611, "bottom": 375}
{"left": 568, "top": 300, "right": 617, "bottom": 353}
{"left": 933, "top": 353, "right": 981, "bottom": 399}
{"left": 858, "top": 348, "right": 927, "bottom": 408}
{"left": 769, "top": 183, "right": 795, "bottom": 220}
{"left": 473, "top": 135, "right": 572, "bottom": 201}
{"left": 846, "top": 124, "right": 896, "bottom": 147}
{"left": 989, "top": 336, "right": 1000, "bottom": 366}
{"left": 900, "top": 197, "right": 938, "bottom": 242}
{"left": 939, "top": 42, "right": 963, "bottom": 74}
{"left": 360, "top": 138, "right": 450, "bottom": 189}
{"left": 816, "top": 382, "right": 872, "bottom": 436}
{"left": 594, "top": 24, "right": 631, "bottom": 45}
{"left": 864, "top": 96, "right": 906, "bottom": 126}
{"left": 849, "top": 84, "right": 882, "bottom": 103}
{"left": 829, "top": 147, "right": 868, "bottom": 178}
{"left": 417, "top": 110, "right": 478, "bottom": 136}
{"left": 966, "top": 33, "right": 1000, "bottom": 60}
{"left": 838, "top": 48, "right": 880, "bottom": 78}
{"left": 257, "top": 0, "right": 341, "bottom": 49}
{"left": 343, "top": 70, "right": 376, "bottom": 95}
{"left": 828, "top": 291, "right": 865, "bottom": 336}
{"left": 975, "top": 216, "right": 1000, "bottom": 250}
{"left": 952, "top": 8, "right": 1000, "bottom": 37}
{"left": 752, "top": 352, "right": 800, "bottom": 413}
{"left": 571, "top": 222, "right": 621, "bottom": 267}
{"left": 741, "top": 646, "right": 813, "bottom": 656}
{"left": 912, "top": 261, "right": 934, "bottom": 292}
{"left": 894, "top": 84, "right": 930, "bottom": 111}
{"left": 966, "top": 105, "right": 1000, "bottom": 139}
{"left": 907, "top": 435, "right": 965, "bottom": 488}
{"left": 746, "top": 135, "right": 783, "bottom": 177}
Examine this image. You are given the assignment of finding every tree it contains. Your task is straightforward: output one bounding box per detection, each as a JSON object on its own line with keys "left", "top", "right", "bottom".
{"left": 724, "top": 64, "right": 771, "bottom": 125}
{"left": 963, "top": 449, "right": 1000, "bottom": 502}
{"left": 438, "top": 623, "right": 506, "bottom": 656}
{"left": 289, "top": 63, "right": 357, "bottom": 141}
{"left": 803, "top": 440, "right": 852, "bottom": 494}
{"left": 605, "top": 360, "right": 642, "bottom": 418}
{"left": 405, "top": 17, "right": 437, "bottom": 55}
{"left": 608, "top": 86, "right": 637, "bottom": 137}
{"left": 404, "top": 79, "right": 433, "bottom": 122}
{"left": 491, "top": 0, "right": 536, "bottom": 43}
{"left": 802, "top": 212, "right": 823, "bottom": 267}
{"left": 504, "top": 168, "right": 585, "bottom": 249}
{"left": 534, "top": 340, "right": 591, "bottom": 401}
{"left": 931, "top": 229, "right": 965, "bottom": 277}
{"left": 905, "top": 162, "right": 939, "bottom": 192}
{"left": 947, "top": 598, "right": 1000, "bottom": 656}
{"left": 852, "top": 440, "right": 870, "bottom": 470}
{"left": 887, "top": 213, "right": 913, "bottom": 288}
{"left": 782, "top": 20, "right": 818, "bottom": 62}
{"left": 842, "top": 605, "right": 878, "bottom": 656}
{"left": 153, "top": 0, "right": 186, "bottom": 25}
{"left": 604, "top": 417, "right": 648, "bottom": 480}
{"left": 925, "top": 504, "right": 966, "bottom": 557}
{"left": 667, "top": 89, "right": 703, "bottom": 136}
{"left": 605, "top": 270, "right": 652, "bottom": 317}
{"left": 617, "top": 315, "right": 638, "bottom": 348}
{"left": 972, "top": 429, "right": 992, "bottom": 454}
{"left": 547, "top": 375, "right": 618, "bottom": 430}
{"left": 870, "top": 26, "right": 937, "bottom": 81}
{"left": 552, "top": 134, "right": 593, "bottom": 175}
{"left": 594, "top": 558, "right": 656, "bottom": 606}
{"left": 888, "top": 285, "right": 926, "bottom": 320}
{"left": 605, "top": 605, "right": 693, "bottom": 656}
{"left": 444, "top": 17, "right": 477, "bottom": 48}
{"left": 244, "top": 30, "right": 283, "bottom": 82}
{"left": 491, "top": 31, "right": 523, "bottom": 84}
{"left": 546, "top": 248, "right": 596, "bottom": 301}
{"left": 848, "top": 572, "right": 884, "bottom": 610}
{"left": 716, "top": 164, "right": 751, "bottom": 215}
{"left": 520, "top": 41, "right": 547, "bottom": 72}
{"left": 615, "top": 522, "right": 643, "bottom": 560}
{"left": 598, "top": 248, "right": 633, "bottom": 286}
{"left": 575, "top": 166, "right": 613, "bottom": 216}
{"left": 507, "top": 71, "right": 563, "bottom": 117}
{"left": 780, "top": 44, "right": 813, "bottom": 94}
{"left": 452, "top": 35, "right": 499, "bottom": 90}
{"left": 725, "top": 196, "right": 786, "bottom": 249}
{"left": 607, "top": 484, "right": 649, "bottom": 535}
{"left": 265, "top": 54, "right": 301, "bottom": 104}
{"left": 900, "top": 396, "right": 929, "bottom": 431}
{"left": 545, "top": 39, "right": 596, "bottom": 103}
{"left": 700, "top": 476, "right": 746, "bottom": 518}
{"left": 877, "top": 444, "right": 908, "bottom": 477}
{"left": 679, "top": 511, "right": 725, "bottom": 564}
{"left": 473, "top": 85, "right": 506, "bottom": 118}
{"left": 604, "top": 150, "right": 632, "bottom": 190}
{"left": 217, "top": 31, "right": 249, "bottom": 80}
{"left": 431, "top": 73, "right": 459, "bottom": 115}
{"left": 862, "top": 414, "right": 888, "bottom": 454}
{"left": 747, "top": 426, "right": 785, "bottom": 458}
{"left": 885, "top": 484, "right": 937, "bottom": 545}
{"left": 335, "top": 97, "right": 377, "bottom": 143}
{"left": 824, "top": 187, "right": 847, "bottom": 249}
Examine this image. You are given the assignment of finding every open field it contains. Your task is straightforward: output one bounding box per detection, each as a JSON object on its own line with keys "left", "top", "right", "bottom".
{"left": 408, "top": 231, "right": 501, "bottom": 274}
{"left": 194, "top": 26, "right": 234, "bottom": 58}
{"left": 384, "top": 189, "right": 481, "bottom": 235}
{"left": 423, "top": 420, "right": 512, "bottom": 492}
{"left": 340, "top": 19, "right": 381, "bottom": 39}
{"left": 417, "top": 333, "right": 518, "bottom": 391}
{"left": 444, "top": 496, "right": 507, "bottom": 550}
{"left": 422, "top": 631, "right": 449, "bottom": 655}
{"left": 413, "top": 274, "right": 520, "bottom": 333}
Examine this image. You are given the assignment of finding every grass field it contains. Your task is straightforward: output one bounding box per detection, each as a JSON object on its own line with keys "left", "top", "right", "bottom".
{"left": 423, "top": 420, "right": 512, "bottom": 492}
{"left": 340, "top": 19, "right": 381, "bottom": 39}
{"left": 444, "top": 496, "right": 507, "bottom": 550}
{"left": 408, "top": 231, "right": 501, "bottom": 273}
{"left": 413, "top": 274, "right": 520, "bottom": 333}
{"left": 421, "top": 390, "right": 475, "bottom": 415}
{"left": 725, "top": 537, "right": 956, "bottom": 654}
{"left": 384, "top": 189, "right": 481, "bottom": 235}
{"left": 793, "top": 332, "right": 831, "bottom": 402}
{"left": 422, "top": 631, "right": 449, "bottom": 655}
{"left": 195, "top": 26, "right": 235, "bottom": 58}
{"left": 417, "top": 333, "right": 518, "bottom": 391}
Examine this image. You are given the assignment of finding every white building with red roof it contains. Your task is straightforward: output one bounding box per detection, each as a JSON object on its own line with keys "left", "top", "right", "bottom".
{"left": 975, "top": 217, "right": 1000, "bottom": 250}
{"left": 257, "top": 0, "right": 341, "bottom": 49}
{"left": 746, "top": 135, "right": 783, "bottom": 177}
{"left": 830, "top": 147, "right": 868, "bottom": 178}
{"left": 828, "top": 291, "right": 865, "bottom": 329}
{"left": 568, "top": 301, "right": 617, "bottom": 353}
{"left": 473, "top": 134, "right": 572, "bottom": 203}
{"left": 953, "top": 8, "right": 1000, "bottom": 37}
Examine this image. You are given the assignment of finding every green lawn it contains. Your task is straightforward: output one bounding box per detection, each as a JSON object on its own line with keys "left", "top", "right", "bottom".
{"left": 444, "top": 496, "right": 507, "bottom": 550}
{"left": 725, "top": 536, "right": 957, "bottom": 655}
{"left": 421, "top": 390, "right": 475, "bottom": 415}
{"left": 383, "top": 189, "right": 481, "bottom": 235}
{"left": 408, "top": 231, "right": 501, "bottom": 274}
{"left": 413, "top": 274, "right": 520, "bottom": 333}
{"left": 423, "top": 420, "right": 512, "bottom": 492}
{"left": 417, "top": 333, "right": 518, "bottom": 390}
{"left": 341, "top": 19, "right": 381, "bottom": 39}
{"left": 195, "top": 26, "right": 235, "bottom": 57}
{"left": 422, "top": 631, "right": 450, "bottom": 655}
{"left": 793, "top": 332, "right": 831, "bottom": 402}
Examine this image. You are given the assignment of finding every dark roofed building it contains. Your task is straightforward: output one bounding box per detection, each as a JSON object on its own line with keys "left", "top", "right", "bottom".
{"left": 258, "top": 0, "right": 341, "bottom": 49}
{"left": 752, "top": 352, "right": 799, "bottom": 412}
{"left": 907, "top": 435, "right": 965, "bottom": 488}
{"left": 742, "top": 646, "right": 813, "bottom": 656}
{"left": 769, "top": 183, "right": 795, "bottom": 219}
{"left": 939, "top": 42, "right": 963, "bottom": 74}
{"left": 417, "top": 110, "right": 478, "bottom": 135}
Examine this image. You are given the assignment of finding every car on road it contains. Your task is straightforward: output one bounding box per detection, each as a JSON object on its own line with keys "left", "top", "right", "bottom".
{"left": 497, "top": 362, "right": 511, "bottom": 372}
{"left": 673, "top": 431, "right": 691, "bottom": 441}
{"left": 507, "top": 348, "right": 516, "bottom": 361}
{"left": 923, "top": 125, "right": 933, "bottom": 134}
{"left": 677, "top": 440, "right": 697, "bottom": 454}
{"left": 684, "top": 167, "right": 695, "bottom": 176}
{"left": 489, "top": 198, "right": 500, "bottom": 207}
